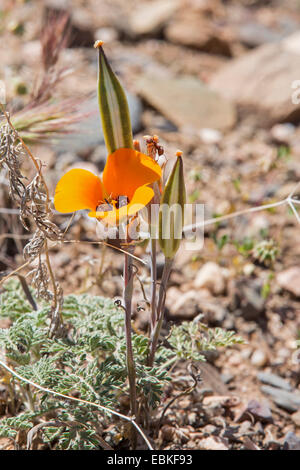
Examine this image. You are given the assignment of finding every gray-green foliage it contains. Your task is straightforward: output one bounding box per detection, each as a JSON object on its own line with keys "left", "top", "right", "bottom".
{"left": 0, "top": 280, "right": 243, "bottom": 449}
{"left": 168, "top": 320, "right": 244, "bottom": 361}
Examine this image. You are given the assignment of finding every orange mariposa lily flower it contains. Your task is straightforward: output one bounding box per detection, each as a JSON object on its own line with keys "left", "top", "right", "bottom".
{"left": 54, "top": 148, "right": 162, "bottom": 225}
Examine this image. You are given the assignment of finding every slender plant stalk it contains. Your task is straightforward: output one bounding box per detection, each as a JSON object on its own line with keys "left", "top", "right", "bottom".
{"left": 150, "top": 235, "right": 157, "bottom": 333}
{"left": 123, "top": 241, "right": 138, "bottom": 448}
{"left": 148, "top": 258, "right": 173, "bottom": 367}
{"left": 123, "top": 244, "right": 137, "bottom": 419}
{"left": 183, "top": 198, "right": 288, "bottom": 235}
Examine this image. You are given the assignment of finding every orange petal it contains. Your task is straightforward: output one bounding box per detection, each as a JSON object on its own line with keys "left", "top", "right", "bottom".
{"left": 89, "top": 185, "right": 154, "bottom": 225}
{"left": 103, "top": 148, "right": 161, "bottom": 200}
{"left": 54, "top": 169, "right": 103, "bottom": 213}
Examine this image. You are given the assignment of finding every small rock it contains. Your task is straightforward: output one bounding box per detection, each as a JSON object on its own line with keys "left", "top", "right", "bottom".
{"left": 237, "top": 21, "right": 283, "bottom": 48}
{"left": 137, "top": 74, "right": 236, "bottom": 132}
{"left": 187, "top": 412, "right": 198, "bottom": 426}
{"left": 221, "top": 373, "right": 234, "bottom": 385}
{"left": 203, "top": 395, "right": 239, "bottom": 408}
{"left": 199, "top": 436, "right": 229, "bottom": 450}
{"left": 243, "top": 399, "right": 273, "bottom": 424}
{"left": 283, "top": 431, "right": 300, "bottom": 450}
{"left": 198, "top": 363, "right": 229, "bottom": 396}
{"left": 210, "top": 33, "right": 300, "bottom": 125}
{"left": 198, "top": 128, "right": 222, "bottom": 144}
{"left": 165, "top": 286, "right": 227, "bottom": 322}
{"left": 237, "top": 420, "right": 252, "bottom": 435}
{"left": 271, "top": 123, "right": 295, "bottom": 144}
{"left": 165, "top": 289, "right": 200, "bottom": 320}
{"left": 261, "top": 385, "right": 300, "bottom": 413}
{"left": 221, "top": 425, "right": 241, "bottom": 442}
{"left": 242, "top": 436, "right": 261, "bottom": 450}
{"left": 244, "top": 215, "right": 270, "bottom": 239}
{"left": 277, "top": 267, "right": 300, "bottom": 298}
{"left": 194, "top": 262, "right": 226, "bottom": 295}
{"left": 94, "top": 27, "right": 119, "bottom": 43}
{"left": 166, "top": 12, "right": 232, "bottom": 56}
{"left": 251, "top": 350, "right": 268, "bottom": 367}
{"left": 160, "top": 425, "right": 176, "bottom": 442}
{"left": 129, "top": 0, "right": 179, "bottom": 37}
{"left": 202, "top": 425, "right": 218, "bottom": 436}
{"left": 257, "top": 372, "right": 292, "bottom": 391}
{"left": 243, "top": 263, "right": 255, "bottom": 277}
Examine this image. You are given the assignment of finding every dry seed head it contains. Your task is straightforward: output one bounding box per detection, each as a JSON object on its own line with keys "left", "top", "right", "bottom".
{"left": 1, "top": 109, "right": 63, "bottom": 335}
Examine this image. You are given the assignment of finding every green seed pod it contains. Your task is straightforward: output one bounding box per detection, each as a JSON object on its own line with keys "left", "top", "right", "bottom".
{"left": 95, "top": 40, "right": 133, "bottom": 154}
{"left": 159, "top": 152, "right": 186, "bottom": 259}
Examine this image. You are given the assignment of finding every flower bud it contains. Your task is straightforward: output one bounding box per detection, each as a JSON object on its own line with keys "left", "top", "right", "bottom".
{"left": 95, "top": 40, "right": 133, "bottom": 154}
{"left": 159, "top": 152, "right": 186, "bottom": 259}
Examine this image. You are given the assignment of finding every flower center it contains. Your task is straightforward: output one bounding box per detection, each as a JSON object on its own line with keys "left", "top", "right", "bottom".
{"left": 96, "top": 195, "right": 129, "bottom": 213}
{"left": 115, "top": 195, "right": 129, "bottom": 209}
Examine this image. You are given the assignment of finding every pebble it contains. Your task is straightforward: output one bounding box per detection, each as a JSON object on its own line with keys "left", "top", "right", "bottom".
{"left": 271, "top": 123, "right": 295, "bottom": 143}
{"left": 137, "top": 74, "right": 236, "bottom": 132}
{"left": 199, "top": 436, "right": 229, "bottom": 450}
{"left": 257, "top": 372, "right": 292, "bottom": 391}
{"left": 221, "top": 373, "right": 234, "bottom": 385}
{"left": 277, "top": 267, "right": 300, "bottom": 298}
{"left": 187, "top": 412, "right": 198, "bottom": 426}
{"left": 194, "top": 262, "right": 226, "bottom": 295}
{"left": 210, "top": 33, "right": 300, "bottom": 125}
{"left": 247, "top": 399, "right": 273, "bottom": 424}
{"left": 283, "top": 431, "right": 300, "bottom": 450}
{"left": 94, "top": 27, "right": 119, "bottom": 43}
{"left": 261, "top": 385, "right": 300, "bottom": 412}
{"left": 198, "top": 128, "right": 222, "bottom": 144}
{"left": 202, "top": 425, "right": 218, "bottom": 436}
{"left": 243, "top": 263, "right": 255, "bottom": 277}
{"left": 235, "top": 400, "right": 273, "bottom": 424}
{"left": 129, "top": 0, "right": 179, "bottom": 36}
{"left": 251, "top": 349, "right": 268, "bottom": 367}
{"left": 160, "top": 425, "right": 176, "bottom": 442}
{"left": 237, "top": 21, "right": 283, "bottom": 48}
{"left": 165, "top": 289, "right": 200, "bottom": 320}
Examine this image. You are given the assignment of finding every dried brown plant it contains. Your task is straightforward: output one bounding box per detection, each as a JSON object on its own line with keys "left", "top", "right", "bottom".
{"left": 0, "top": 106, "right": 63, "bottom": 336}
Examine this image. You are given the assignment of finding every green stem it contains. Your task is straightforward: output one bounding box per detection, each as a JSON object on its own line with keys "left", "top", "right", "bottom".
{"left": 148, "top": 258, "right": 173, "bottom": 367}
{"left": 150, "top": 238, "right": 157, "bottom": 333}
{"left": 123, "top": 247, "right": 137, "bottom": 419}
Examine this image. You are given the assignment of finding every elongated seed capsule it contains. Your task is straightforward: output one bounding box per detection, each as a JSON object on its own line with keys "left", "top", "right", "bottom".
{"left": 159, "top": 151, "right": 186, "bottom": 259}
{"left": 94, "top": 40, "right": 133, "bottom": 154}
